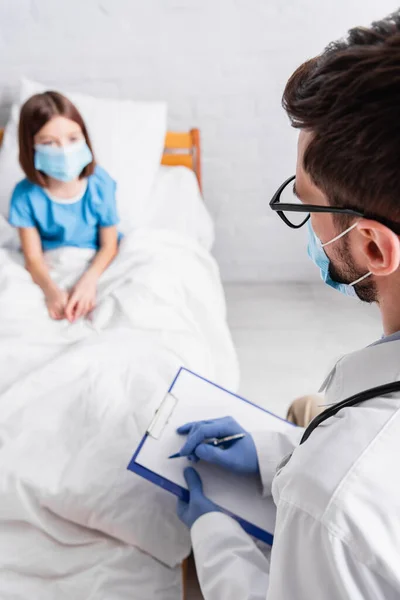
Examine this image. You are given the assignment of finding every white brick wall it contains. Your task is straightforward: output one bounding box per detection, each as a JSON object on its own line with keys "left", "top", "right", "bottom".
{"left": 0, "top": 0, "right": 398, "bottom": 280}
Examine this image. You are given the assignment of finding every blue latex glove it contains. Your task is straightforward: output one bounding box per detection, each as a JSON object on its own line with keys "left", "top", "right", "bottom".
{"left": 177, "top": 416, "right": 259, "bottom": 475}
{"left": 177, "top": 467, "right": 220, "bottom": 528}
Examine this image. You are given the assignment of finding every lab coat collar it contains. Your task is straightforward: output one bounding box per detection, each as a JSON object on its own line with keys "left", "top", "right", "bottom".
{"left": 320, "top": 338, "right": 400, "bottom": 405}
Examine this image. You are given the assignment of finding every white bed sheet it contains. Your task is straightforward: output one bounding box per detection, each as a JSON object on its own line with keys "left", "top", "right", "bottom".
{"left": 138, "top": 165, "right": 214, "bottom": 248}
{"left": 0, "top": 169, "right": 239, "bottom": 599}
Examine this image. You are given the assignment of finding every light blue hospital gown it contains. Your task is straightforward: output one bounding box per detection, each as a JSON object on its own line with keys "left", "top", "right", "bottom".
{"left": 8, "top": 165, "right": 120, "bottom": 251}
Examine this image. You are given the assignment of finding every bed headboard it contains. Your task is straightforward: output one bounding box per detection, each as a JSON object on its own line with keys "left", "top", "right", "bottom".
{"left": 0, "top": 127, "right": 202, "bottom": 192}
{"left": 162, "top": 128, "right": 202, "bottom": 192}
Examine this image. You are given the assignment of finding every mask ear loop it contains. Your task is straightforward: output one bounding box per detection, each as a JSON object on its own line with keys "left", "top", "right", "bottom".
{"left": 321, "top": 222, "right": 359, "bottom": 248}
{"left": 350, "top": 271, "right": 372, "bottom": 286}
{"left": 321, "top": 221, "right": 372, "bottom": 286}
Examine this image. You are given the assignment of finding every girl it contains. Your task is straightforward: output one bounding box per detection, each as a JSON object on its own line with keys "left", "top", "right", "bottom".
{"left": 9, "top": 91, "right": 120, "bottom": 322}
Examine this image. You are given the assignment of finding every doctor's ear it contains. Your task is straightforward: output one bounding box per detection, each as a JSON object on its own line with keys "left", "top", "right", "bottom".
{"left": 357, "top": 219, "right": 400, "bottom": 277}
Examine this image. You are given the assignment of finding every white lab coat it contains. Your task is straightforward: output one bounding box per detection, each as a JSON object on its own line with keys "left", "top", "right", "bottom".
{"left": 191, "top": 338, "right": 400, "bottom": 599}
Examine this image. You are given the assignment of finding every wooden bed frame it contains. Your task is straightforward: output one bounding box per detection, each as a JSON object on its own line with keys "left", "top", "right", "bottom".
{"left": 162, "top": 128, "right": 202, "bottom": 192}
{"left": 0, "top": 127, "right": 202, "bottom": 193}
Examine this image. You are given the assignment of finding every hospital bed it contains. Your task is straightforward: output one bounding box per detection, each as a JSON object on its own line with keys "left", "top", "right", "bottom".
{"left": 0, "top": 124, "right": 238, "bottom": 599}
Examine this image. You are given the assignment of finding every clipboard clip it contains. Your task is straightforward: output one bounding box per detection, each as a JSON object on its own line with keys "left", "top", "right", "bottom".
{"left": 147, "top": 392, "right": 179, "bottom": 439}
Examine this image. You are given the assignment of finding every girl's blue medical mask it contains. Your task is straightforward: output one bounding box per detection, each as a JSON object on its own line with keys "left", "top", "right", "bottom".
{"left": 307, "top": 220, "right": 371, "bottom": 297}
{"left": 34, "top": 140, "right": 93, "bottom": 182}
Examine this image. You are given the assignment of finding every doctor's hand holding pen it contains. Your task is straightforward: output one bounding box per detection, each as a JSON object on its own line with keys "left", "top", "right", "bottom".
{"left": 172, "top": 416, "right": 259, "bottom": 528}
{"left": 171, "top": 416, "right": 259, "bottom": 474}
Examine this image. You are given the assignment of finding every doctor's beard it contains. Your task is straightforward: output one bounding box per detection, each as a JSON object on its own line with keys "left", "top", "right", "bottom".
{"left": 328, "top": 237, "right": 377, "bottom": 304}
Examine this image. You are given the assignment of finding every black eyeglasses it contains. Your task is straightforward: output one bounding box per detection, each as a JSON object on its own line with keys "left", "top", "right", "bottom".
{"left": 269, "top": 175, "right": 364, "bottom": 229}
{"left": 269, "top": 175, "right": 400, "bottom": 235}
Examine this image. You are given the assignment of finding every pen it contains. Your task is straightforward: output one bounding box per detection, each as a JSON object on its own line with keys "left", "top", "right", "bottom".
{"left": 168, "top": 433, "right": 245, "bottom": 459}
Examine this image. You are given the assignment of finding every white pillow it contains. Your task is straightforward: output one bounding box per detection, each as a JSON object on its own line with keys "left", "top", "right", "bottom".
{"left": 0, "top": 78, "right": 167, "bottom": 233}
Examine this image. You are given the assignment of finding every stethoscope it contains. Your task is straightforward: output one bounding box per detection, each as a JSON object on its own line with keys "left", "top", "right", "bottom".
{"left": 300, "top": 381, "right": 400, "bottom": 444}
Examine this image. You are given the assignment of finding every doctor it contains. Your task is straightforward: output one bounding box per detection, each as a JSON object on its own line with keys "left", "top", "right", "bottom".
{"left": 176, "top": 11, "right": 400, "bottom": 600}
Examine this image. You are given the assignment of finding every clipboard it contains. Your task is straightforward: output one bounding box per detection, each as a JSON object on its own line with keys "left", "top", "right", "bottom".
{"left": 127, "top": 367, "right": 295, "bottom": 545}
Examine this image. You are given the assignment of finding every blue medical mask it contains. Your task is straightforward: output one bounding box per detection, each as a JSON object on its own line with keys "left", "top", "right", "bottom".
{"left": 34, "top": 140, "right": 93, "bottom": 182}
{"left": 307, "top": 220, "right": 371, "bottom": 297}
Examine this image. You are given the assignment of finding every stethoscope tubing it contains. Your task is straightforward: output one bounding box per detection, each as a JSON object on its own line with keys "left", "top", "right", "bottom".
{"left": 300, "top": 381, "right": 400, "bottom": 444}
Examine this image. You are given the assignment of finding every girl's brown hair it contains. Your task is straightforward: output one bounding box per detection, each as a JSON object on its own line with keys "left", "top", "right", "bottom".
{"left": 18, "top": 91, "right": 96, "bottom": 186}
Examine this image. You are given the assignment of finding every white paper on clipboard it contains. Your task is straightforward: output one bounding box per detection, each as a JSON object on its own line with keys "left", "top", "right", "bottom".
{"left": 134, "top": 368, "right": 295, "bottom": 538}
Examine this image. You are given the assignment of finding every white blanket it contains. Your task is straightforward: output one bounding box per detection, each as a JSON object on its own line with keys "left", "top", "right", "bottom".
{"left": 0, "top": 229, "right": 239, "bottom": 599}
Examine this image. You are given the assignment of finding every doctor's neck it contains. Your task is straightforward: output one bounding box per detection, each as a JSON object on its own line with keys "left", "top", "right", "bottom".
{"left": 376, "top": 276, "right": 400, "bottom": 337}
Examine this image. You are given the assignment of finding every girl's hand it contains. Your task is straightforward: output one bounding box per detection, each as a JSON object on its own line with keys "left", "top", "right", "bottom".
{"left": 45, "top": 286, "right": 69, "bottom": 320}
{"left": 65, "top": 273, "right": 97, "bottom": 323}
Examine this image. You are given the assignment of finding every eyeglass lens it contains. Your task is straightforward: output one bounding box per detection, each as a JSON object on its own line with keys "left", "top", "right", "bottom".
{"left": 278, "top": 181, "right": 309, "bottom": 227}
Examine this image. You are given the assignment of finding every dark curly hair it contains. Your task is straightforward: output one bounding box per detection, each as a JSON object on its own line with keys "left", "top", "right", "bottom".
{"left": 283, "top": 11, "right": 400, "bottom": 227}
